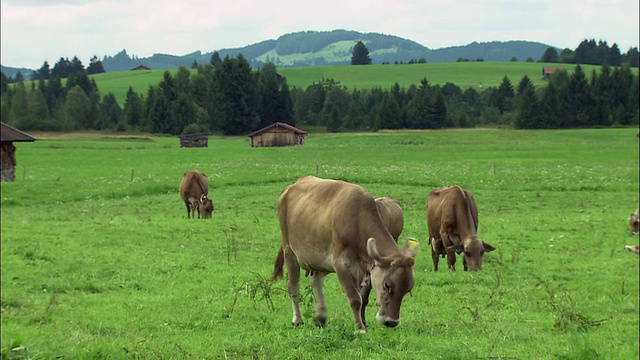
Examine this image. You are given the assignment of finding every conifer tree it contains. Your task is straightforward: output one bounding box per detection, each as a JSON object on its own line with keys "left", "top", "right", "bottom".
{"left": 122, "top": 86, "right": 143, "bottom": 129}
{"left": 514, "top": 75, "right": 538, "bottom": 129}
{"left": 351, "top": 41, "right": 372, "bottom": 65}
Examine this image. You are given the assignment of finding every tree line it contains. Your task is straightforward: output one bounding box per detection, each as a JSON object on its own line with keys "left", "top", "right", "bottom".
{"left": 1, "top": 54, "right": 293, "bottom": 135}
{"left": 540, "top": 39, "right": 639, "bottom": 67}
{"left": 288, "top": 63, "right": 638, "bottom": 131}
{"left": 1, "top": 53, "right": 638, "bottom": 134}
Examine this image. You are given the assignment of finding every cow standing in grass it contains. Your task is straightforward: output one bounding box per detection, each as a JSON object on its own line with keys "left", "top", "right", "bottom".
{"left": 272, "top": 176, "right": 417, "bottom": 332}
{"left": 179, "top": 170, "right": 214, "bottom": 219}
{"left": 426, "top": 185, "right": 495, "bottom": 271}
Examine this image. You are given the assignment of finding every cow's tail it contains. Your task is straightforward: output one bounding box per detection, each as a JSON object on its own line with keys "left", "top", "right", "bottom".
{"left": 271, "top": 246, "right": 285, "bottom": 283}
{"left": 271, "top": 187, "right": 290, "bottom": 283}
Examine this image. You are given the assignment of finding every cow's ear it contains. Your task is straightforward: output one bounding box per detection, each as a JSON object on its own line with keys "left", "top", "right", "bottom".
{"left": 403, "top": 239, "right": 419, "bottom": 258}
{"left": 483, "top": 242, "right": 496, "bottom": 252}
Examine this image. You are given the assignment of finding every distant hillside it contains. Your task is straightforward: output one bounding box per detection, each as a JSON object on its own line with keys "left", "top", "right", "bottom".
{"left": 1, "top": 30, "right": 556, "bottom": 75}
{"left": 1, "top": 65, "right": 35, "bottom": 80}
{"left": 99, "top": 30, "right": 554, "bottom": 71}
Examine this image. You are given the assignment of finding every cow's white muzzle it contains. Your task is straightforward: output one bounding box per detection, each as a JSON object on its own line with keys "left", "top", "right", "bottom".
{"left": 376, "top": 312, "right": 399, "bottom": 328}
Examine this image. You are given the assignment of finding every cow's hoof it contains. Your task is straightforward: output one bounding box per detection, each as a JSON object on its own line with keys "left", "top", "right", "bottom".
{"left": 314, "top": 317, "right": 327, "bottom": 328}
{"left": 292, "top": 320, "right": 304, "bottom": 327}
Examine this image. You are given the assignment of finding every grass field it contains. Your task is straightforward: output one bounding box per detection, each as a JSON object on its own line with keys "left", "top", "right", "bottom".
{"left": 1, "top": 128, "right": 639, "bottom": 359}
{"left": 90, "top": 62, "right": 610, "bottom": 106}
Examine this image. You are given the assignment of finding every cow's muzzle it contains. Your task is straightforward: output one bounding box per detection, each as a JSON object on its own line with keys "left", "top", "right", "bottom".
{"left": 376, "top": 313, "right": 399, "bottom": 328}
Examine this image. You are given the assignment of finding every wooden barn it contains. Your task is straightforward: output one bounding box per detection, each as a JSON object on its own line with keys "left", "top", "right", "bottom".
{"left": 542, "top": 66, "right": 566, "bottom": 80}
{"left": 247, "top": 122, "right": 307, "bottom": 147}
{"left": 179, "top": 133, "right": 208, "bottom": 148}
{"left": 1, "top": 122, "right": 36, "bottom": 181}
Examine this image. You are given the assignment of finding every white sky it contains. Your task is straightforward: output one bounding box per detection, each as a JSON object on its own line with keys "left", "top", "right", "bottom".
{"left": 1, "top": 0, "right": 638, "bottom": 69}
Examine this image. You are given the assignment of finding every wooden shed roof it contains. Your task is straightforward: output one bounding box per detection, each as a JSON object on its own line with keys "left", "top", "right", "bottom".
{"left": 131, "top": 65, "right": 151, "bottom": 71}
{"left": 542, "top": 66, "right": 565, "bottom": 75}
{"left": 1, "top": 122, "right": 36, "bottom": 142}
{"left": 247, "top": 122, "right": 307, "bottom": 137}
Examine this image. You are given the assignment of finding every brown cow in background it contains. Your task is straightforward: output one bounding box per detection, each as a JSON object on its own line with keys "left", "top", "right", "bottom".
{"left": 426, "top": 185, "right": 495, "bottom": 271}
{"left": 375, "top": 195, "right": 404, "bottom": 241}
{"left": 179, "top": 170, "right": 214, "bottom": 219}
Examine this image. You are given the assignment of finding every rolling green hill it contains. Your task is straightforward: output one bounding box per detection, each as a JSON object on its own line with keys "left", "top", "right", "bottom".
{"left": 91, "top": 62, "right": 607, "bottom": 106}
{"left": 97, "top": 30, "right": 553, "bottom": 71}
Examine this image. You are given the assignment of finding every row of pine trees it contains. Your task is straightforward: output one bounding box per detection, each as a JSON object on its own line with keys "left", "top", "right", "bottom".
{"left": 1, "top": 55, "right": 638, "bottom": 134}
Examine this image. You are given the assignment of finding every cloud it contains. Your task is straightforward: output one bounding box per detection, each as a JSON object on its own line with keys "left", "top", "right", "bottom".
{"left": 1, "top": 0, "right": 638, "bottom": 69}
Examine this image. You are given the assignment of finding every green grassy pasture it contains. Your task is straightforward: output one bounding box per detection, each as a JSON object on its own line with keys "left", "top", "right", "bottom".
{"left": 2, "top": 129, "right": 639, "bottom": 359}
{"left": 90, "top": 62, "right": 610, "bottom": 106}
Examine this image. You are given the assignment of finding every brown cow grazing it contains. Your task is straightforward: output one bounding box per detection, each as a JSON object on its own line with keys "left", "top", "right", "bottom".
{"left": 179, "top": 170, "right": 214, "bottom": 219}
{"left": 426, "top": 185, "right": 495, "bottom": 271}
{"left": 630, "top": 208, "right": 639, "bottom": 235}
{"left": 375, "top": 195, "right": 404, "bottom": 241}
{"left": 272, "top": 176, "right": 418, "bottom": 333}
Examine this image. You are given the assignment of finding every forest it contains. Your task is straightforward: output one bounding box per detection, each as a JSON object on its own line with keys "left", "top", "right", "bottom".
{"left": 1, "top": 39, "right": 638, "bottom": 134}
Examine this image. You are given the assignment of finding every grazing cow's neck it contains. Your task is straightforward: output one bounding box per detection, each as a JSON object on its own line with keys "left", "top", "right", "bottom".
{"left": 195, "top": 172, "right": 208, "bottom": 196}
{"left": 365, "top": 218, "right": 401, "bottom": 257}
{"left": 457, "top": 187, "right": 477, "bottom": 239}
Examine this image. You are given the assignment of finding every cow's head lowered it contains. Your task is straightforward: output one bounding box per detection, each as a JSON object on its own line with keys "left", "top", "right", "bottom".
{"left": 367, "top": 238, "right": 417, "bottom": 328}
{"left": 198, "top": 194, "right": 214, "bottom": 219}
{"left": 447, "top": 237, "right": 496, "bottom": 271}
{"left": 630, "top": 209, "right": 639, "bottom": 235}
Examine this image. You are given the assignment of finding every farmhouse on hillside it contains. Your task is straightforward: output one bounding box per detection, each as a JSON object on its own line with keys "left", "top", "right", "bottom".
{"left": 131, "top": 65, "right": 151, "bottom": 71}
{"left": 248, "top": 122, "right": 307, "bottom": 147}
{"left": 1, "top": 122, "right": 36, "bottom": 181}
{"left": 542, "top": 66, "right": 566, "bottom": 80}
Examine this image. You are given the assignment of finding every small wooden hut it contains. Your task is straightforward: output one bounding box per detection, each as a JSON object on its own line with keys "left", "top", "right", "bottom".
{"left": 179, "top": 133, "right": 209, "bottom": 148}
{"left": 247, "top": 122, "right": 307, "bottom": 148}
{"left": 542, "top": 66, "right": 565, "bottom": 80}
{"left": 1, "top": 122, "right": 36, "bottom": 181}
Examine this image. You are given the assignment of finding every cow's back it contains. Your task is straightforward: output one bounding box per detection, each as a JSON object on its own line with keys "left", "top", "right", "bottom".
{"left": 180, "top": 170, "right": 208, "bottom": 200}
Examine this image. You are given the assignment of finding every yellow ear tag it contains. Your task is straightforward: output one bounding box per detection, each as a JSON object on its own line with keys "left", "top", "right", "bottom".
{"left": 407, "top": 239, "right": 418, "bottom": 251}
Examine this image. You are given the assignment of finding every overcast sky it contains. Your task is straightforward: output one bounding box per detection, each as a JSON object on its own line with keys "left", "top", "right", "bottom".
{"left": 1, "top": 0, "right": 638, "bottom": 69}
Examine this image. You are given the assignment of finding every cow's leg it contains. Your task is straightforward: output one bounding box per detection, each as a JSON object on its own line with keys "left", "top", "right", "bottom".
{"left": 334, "top": 258, "right": 366, "bottom": 332}
{"left": 184, "top": 201, "right": 192, "bottom": 219}
{"left": 311, "top": 273, "right": 327, "bottom": 327}
{"left": 358, "top": 276, "right": 372, "bottom": 327}
{"left": 284, "top": 249, "right": 303, "bottom": 326}
{"left": 442, "top": 233, "right": 457, "bottom": 271}
{"left": 446, "top": 249, "right": 457, "bottom": 271}
{"left": 430, "top": 238, "right": 442, "bottom": 272}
